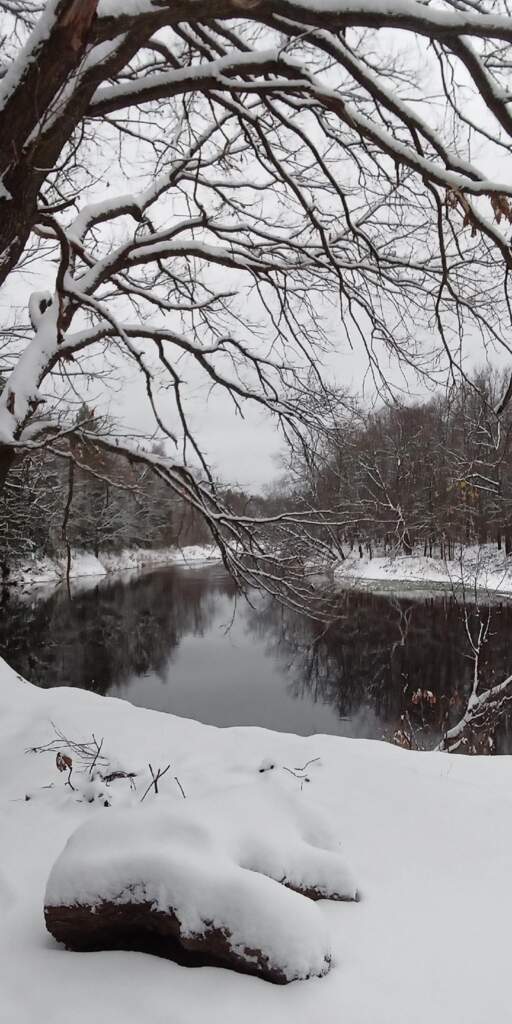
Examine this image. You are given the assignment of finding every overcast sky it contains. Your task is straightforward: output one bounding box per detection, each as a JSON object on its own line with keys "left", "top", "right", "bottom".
{"left": 102, "top": 330, "right": 503, "bottom": 493}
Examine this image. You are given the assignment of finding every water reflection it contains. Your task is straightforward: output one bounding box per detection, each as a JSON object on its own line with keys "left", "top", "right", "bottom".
{"left": 2, "top": 565, "right": 512, "bottom": 750}
{"left": 248, "top": 589, "right": 512, "bottom": 749}
{"left": 0, "top": 566, "right": 233, "bottom": 693}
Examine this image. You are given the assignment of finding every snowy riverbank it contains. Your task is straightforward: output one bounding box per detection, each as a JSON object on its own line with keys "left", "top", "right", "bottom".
{"left": 2, "top": 659, "right": 512, "bottom": 1022}
{"left": 10, "top": 542, "right": 512, "bottom": 599}
{"left": 7, "top": 544, "right": 220, "bottom": 587}
{"left": 334, "top": 543, "right": 512, "bottom": 596}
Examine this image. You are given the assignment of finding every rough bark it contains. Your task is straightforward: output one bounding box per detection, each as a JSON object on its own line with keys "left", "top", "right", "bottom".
{"left": 0, "top": 0, "right": 99, "bottom": 283}
{"left": 0, "top": 447, "right": 15, "bottom": 496}
{"left": 0, "top": 1, "right": 246, "bottom": 287}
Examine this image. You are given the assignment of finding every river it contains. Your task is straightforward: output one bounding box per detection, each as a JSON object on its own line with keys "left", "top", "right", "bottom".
{"left": 2, "top": 562, "right": 512, "bottom": 751}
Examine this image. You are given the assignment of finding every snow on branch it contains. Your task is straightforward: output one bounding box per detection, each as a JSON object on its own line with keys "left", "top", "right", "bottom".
{"left": 4, "top": 0, "right": 512, "bottom": 610}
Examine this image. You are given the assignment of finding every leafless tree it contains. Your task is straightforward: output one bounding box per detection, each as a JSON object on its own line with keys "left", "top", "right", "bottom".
{"left": 3, "top": 1, "right": 512, "bottom": 609}
{"left": 288, "top": 366, "right": 512, "bottom": 562}
{"left": 435, "top": 546, "right": 512, "bottom": 752}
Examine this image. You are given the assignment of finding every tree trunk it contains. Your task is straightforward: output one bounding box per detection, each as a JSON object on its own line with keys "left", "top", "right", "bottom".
{"left": 0, "top": 0, "right": 100, "bottom": 287}
{"left": 0, "top": 446, "right": 15, "bottom": 495}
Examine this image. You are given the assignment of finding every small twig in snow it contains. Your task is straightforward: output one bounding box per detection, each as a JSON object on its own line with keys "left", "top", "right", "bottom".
{"left": 88, "top": 735, "right": 104, "bottom": 776}
{"left": 281, "top": 765, "right": 311, "bottom": 790}
{"left": 293, "top": 757, "right": 320, "bottom": 772}
{"left": 140, "top": 763, "right": 171, "bottom": 802}
{"left": 174, "top": 776, "right": 186, "bottom": 799}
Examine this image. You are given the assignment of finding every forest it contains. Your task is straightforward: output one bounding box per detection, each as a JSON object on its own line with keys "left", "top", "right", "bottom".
{"left": 289, "top": 367, "right": 512, "bottom": 559}
{"left": 5, "top": 366, "right": 510, "bottom": 572}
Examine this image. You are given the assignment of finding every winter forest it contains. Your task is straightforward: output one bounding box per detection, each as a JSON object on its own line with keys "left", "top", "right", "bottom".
{"left": 8, "top": 367, "right": 512, "bottom": 565}
{"left": 3, "top": 2, "right": 512, "bottom": 1022}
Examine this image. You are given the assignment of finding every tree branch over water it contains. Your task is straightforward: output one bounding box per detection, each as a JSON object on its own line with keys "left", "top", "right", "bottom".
{"left": 4, "top": 2, "right": 512, "bottom": 610}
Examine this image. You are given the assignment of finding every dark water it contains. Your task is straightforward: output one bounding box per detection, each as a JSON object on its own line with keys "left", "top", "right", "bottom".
{"left": 2, "top": 563, "right": 512, "bottom": 751}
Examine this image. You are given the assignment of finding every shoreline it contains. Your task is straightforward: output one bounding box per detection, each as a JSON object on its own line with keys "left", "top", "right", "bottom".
{"left": 332, "top": 544, "right": 512, "bottom": 599}
{"left": 8, "top": 543, "right": 512, "bottom": 602}
{"left": 5, "top": 544, "right": 221, "bottom": 589}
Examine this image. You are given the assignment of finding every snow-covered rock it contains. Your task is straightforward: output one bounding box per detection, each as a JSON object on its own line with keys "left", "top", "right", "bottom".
{"left": 44, "top": 785, "right": 357, "bottom": 983}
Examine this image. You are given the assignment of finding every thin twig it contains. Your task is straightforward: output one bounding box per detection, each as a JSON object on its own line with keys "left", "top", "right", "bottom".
{"left": 293, "top": 757, "right": 320, "bottom": 772}
{"left": 174, "top": 776, "right": 186, "bottom": 799}
{"left": 89, "top": 735, "right": 104, "bottom": 776}
{"left": 140, "top": 763, "right": 171, "bottom": 802}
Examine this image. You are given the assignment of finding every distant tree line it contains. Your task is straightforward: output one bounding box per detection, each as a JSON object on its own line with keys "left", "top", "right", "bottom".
{"left": 7, "top": 369, "right": 512, "bottom": 573}
{"left": 0, "top": 394, "right": 288, "bottom": 576}
{"left": 289, "top": 368, "right": 512, "bottom": 558}
{"left": 0, "top": 404, "right": 215, "bottom": 569}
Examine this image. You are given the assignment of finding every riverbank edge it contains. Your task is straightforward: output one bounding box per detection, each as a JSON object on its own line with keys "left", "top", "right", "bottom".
{"left": 330, "top": 543, "right": 512, "bottom": 598}
{"left": 5, "top": 544, "right": 221, "bottom": 588}
{"left": 9, "top": 542, "right": 512, "bottom": 599}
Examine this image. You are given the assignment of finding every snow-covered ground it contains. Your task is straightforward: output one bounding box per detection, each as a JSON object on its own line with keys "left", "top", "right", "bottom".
{"left": 2, "top": 658, "right": 512, "bottom": 1023}
{"left": 8, "top": 544, "right": 220, "bottom": 586}
{"left": 334, "top": 543, "right": 512, "bottom": 595}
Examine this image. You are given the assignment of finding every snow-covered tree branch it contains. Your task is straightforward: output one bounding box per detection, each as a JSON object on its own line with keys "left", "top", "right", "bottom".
{"left": 3, "top": 0, "right": 512, "bottom": 606}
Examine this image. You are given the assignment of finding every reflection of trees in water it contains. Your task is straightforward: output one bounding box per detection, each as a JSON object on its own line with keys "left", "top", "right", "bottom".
{"left": 0, "top": 568, "right": 236, "bottom": 695}
{"left": 3, "top": 569, "right": 512, "bottom": 751}
{"left": 245, "top": 590, "right": 512, "bottom": 749}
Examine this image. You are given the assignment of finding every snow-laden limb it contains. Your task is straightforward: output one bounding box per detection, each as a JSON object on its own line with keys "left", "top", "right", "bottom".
{"left": 90, "top": 48, "right": 512, "bottom": 200}
{"left": 5, "top": 0, "right": 512, "bottom": 614}
{"left": 437, "top": 672, "right": 512, "bottom": 753}
{"left": 45, "top": 783, "right": 357, "bottom": 982}
{"left": 94, "top": 0, "right": 512, "bottom": 40}
{"left": 0, "top": 0, "right": 94, "bottom": 119}
{"left": 0, "top": 294, "right": 59, "bottom": 446}
{"left": 4, "top": 0, "right": 512, "bottom": 292}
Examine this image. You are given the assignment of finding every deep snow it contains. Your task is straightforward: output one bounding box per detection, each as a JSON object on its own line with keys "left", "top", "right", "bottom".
{"left": 2, "top": 658, "right": 512, "bottom": 1022}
